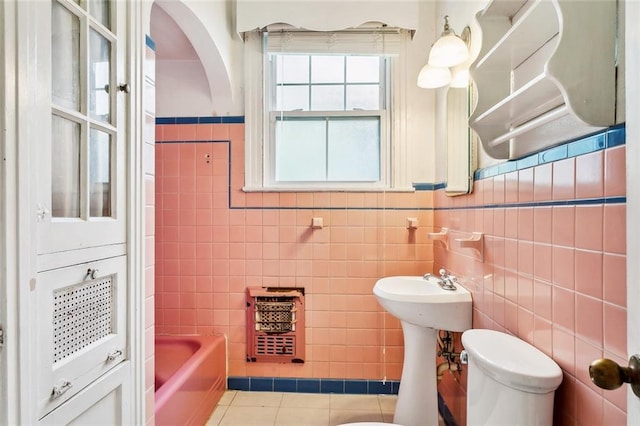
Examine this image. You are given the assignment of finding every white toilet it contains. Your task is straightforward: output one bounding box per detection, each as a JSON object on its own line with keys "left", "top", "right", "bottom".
{"left": 462, "top": 329, "right": 563, "bottom": 426}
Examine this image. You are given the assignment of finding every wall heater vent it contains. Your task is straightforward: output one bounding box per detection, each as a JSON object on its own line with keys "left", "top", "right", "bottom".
{"left": 246, "top": 287, "right": 305, "bottom": 363}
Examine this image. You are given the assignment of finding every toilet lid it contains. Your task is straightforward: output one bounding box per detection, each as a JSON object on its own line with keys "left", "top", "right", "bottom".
{"left": 462, "top": 329, "right": 563, "bottom": 393}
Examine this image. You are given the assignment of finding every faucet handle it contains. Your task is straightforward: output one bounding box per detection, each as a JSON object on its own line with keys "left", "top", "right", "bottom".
{"left": 439, "top": 268, "right": 448, "bottom": 278}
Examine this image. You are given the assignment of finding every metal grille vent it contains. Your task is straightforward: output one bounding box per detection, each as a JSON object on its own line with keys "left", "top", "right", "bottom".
{"left": 53, "top": 277, "right": 114, "bottom": 363}
{"left": 255, "top": 300, "right": 295, "bottom": 332}
{"left": 255, "top": 334, "right": 295, "bottom": 356}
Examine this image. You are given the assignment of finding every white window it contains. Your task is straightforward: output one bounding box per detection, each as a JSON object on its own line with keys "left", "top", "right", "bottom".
{"left": 244, "top": 25, "right": 413, "bottom": 192}
{"left": 270, "top": 53, "right": 387, "bottom": 186}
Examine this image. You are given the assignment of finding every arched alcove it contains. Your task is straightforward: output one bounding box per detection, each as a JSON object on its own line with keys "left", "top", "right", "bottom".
{"left": 150, "top": 0, "right": 238, "bottom": 116}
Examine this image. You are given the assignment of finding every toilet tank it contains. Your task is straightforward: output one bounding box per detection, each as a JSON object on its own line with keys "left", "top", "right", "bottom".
{"left": 462, "top": 329, "right": 563, "bottom": 426}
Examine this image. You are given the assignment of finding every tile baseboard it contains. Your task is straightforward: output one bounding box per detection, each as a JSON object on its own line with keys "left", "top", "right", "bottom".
{"left": 227, "top": 376, "right": 400, "bottom": 395}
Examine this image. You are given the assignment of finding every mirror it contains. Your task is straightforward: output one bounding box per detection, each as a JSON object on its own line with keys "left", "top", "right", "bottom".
{"left": 444, "top": 83, "right": 476, "bottom": 196}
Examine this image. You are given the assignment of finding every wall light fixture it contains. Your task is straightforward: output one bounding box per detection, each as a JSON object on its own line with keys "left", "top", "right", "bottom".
{"left": 417, "top": 16, "right": 471, "bottom": 89}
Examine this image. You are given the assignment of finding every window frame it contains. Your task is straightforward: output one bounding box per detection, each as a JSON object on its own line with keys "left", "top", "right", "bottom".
{"left": 265, "top": 52, "right": 391, "bottom": 190}
{"left": 243, "top": 27, "right": 413, "bottom": 192}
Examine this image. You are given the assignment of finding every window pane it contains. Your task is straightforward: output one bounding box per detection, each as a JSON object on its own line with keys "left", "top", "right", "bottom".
{"left": 327, "top": 118, "right": 380, "bottom": 181}
{"left": 275, "top": 55, "right": 309, "bottom": 84}
{"left": 346, "top": 85, "right": 380, "bottom": 110}
{"left": 275, "top": 119, "right": 326, "bottom": 181}
{"left": 89, "top": 128, "right": 112, "bottom": 217}
{"left": 346, "top": 56, "right": 380, "bottom": 83}
{"left": 88, "top": 0, "right": 110, "bottom": 29}
{"left": 311, "top": 85, "right": 344, "bottom": 111}
{"left": 311, "top": 56, "right": 344, "bottom": 83}
{"left": 52, "top": 115, "right": 81, "bottom": 217}
{"left": 52, "top": 1, "right": 80, "bottom": 110}
{"left": 276, "top": 85, "right": 309, "bottom": 111}
{"left": 89, "top": 28, "right": 111, "bottom": 123}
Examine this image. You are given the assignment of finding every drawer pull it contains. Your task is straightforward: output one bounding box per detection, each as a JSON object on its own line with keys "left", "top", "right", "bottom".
{"left": 84, "top": 268, "right": 99, "bottom": 280}
{"left": 107, "top": 349, "right": 123, "bottom": 361}
{"left": 51, "top": 381, "right": 72, "bottom": 400}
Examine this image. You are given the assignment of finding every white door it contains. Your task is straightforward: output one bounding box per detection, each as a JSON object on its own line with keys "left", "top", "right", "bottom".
{"left": 0, "top": 0, "right": 14, "bottom": 423}
{"left": 38, "top": 0, "right": 127, "bottom": 261}
{"left": 626, "top": 1, "right": 640, "bottom": 424}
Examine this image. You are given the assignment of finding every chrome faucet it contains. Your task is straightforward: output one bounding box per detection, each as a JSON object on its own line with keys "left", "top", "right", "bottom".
{"left": 423, "top": 269, "right": 458, "bottom": 290}
{"left": 437, "top": 269, "right": 458, "bottom": 290}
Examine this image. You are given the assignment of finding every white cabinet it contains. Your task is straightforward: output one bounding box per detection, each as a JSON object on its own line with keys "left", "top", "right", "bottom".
{"left": 36, "top": 256, "right": 128, "bottom": 417}
{"left": 4, "top": 0, "right": 140, "bottom": 423}
{"left": 469, "top": 0, "right": 617, "bottom": 159}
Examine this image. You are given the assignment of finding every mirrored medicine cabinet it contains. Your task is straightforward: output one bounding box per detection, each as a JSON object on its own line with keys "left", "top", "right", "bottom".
{"left": 444, "top": 82, "right": 476, "bottom": 196}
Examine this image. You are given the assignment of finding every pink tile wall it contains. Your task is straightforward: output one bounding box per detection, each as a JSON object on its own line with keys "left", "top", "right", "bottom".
{"left": 435, "top": 145, "right": 627, "bottom": 426}
{"left": 154, "top": 122, "right": 436, "bottom": 380}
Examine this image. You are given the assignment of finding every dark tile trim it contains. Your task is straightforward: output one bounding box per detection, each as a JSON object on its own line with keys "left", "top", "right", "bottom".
{"left": 227, "top": 377, "right": 399, "bottom": 395}
{"left": 156, "top": 116, "right": 245, "bottom": 125}
{"left": 474, "top": 125, "right": 625, "bottom": 181}
{"left": 145, "top": 34, "right": 155, "bottom": 51}
{"left": 413, "top": 182, "right": 446, "bottom": 191}
{"left": 433, "top": 196, "right": 626, "bottom": 211}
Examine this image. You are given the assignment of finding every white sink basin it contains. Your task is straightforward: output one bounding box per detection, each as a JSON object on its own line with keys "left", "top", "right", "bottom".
{"left": 373, "top": 275, "right": 472, "bottom": 331}
{"left": 374, "top": 275, "right": 472, "bottom": 426}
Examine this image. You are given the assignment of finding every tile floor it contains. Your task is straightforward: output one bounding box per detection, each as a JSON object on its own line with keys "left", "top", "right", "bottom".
{"left": 206, "top": 391, "right": 446, "bottom": 426}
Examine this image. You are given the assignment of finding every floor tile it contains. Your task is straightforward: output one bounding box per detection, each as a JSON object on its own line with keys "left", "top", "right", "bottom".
{"left": 207, "top": 391, "right": 439, "bottom": 426}
{"left": 280, "top": 392, "right": 331, "bottom": 409}
{"left": 205, "top": 405, "right": 229, "bottom": 425}
{"left": 275, "top": 407, "right": 330, "bottom": 425}
{"left": 218, "top": 390, "right": 237, "bottom": 406}
{"left": 378, "top": 395, "right": 397, "bottom": 414}
{"left": 330, "top": 394, "right": 381, "bottom": 411}
{"left": 219, "top": 405, "right": 278, "bottom": 425}
{"left": 231, "top": 391, "right": 284, "bottom": 407}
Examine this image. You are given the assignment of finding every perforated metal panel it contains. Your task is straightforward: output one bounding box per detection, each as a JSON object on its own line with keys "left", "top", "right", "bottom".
{"left": 53, "top": 277, "right": 114, "bottom": 363}
{"left": 254, "top": 301, "right": 295, "bottom": 332}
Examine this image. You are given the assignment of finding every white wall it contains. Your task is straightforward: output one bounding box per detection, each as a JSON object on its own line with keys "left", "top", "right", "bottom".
{"left": 152, "top": 0, "right": 445, "bottom": 184}
{"left": 155, "top": 59, "right": 217, "bottom": 117}
{"left": 151, "top": 0, "right": 243, "bottom": 117}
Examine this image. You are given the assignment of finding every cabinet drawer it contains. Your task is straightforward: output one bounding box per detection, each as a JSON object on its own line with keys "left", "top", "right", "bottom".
{"left": 36, "top": 256, "right": 128, "bottom": 418}
{"left": 39, "top": 362, "right": 131, "bottom": 425}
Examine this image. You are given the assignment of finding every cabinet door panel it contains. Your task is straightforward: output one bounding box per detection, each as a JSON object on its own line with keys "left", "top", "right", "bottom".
{"left": 36, "top": 256, "right": 127, "bottom": 418}
{"left": 39, "top": 363, "right": 131, "bottom": 425}
{"left": 39, "top": 0, "right": 126, "bottom": 256}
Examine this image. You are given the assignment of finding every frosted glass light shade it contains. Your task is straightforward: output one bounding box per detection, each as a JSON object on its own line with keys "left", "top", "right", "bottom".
{"left": 417, "top": 65, "right": 451, "bottom": 89}
{"left": 428, "top": 34, "right": 469, "bottom": 68}
{"left": 450, "top": 68, "right": 470, "bottom": 88}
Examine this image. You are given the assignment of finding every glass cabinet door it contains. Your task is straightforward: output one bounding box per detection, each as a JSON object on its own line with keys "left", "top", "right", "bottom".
{"left": 40, "top": 0, "right": 126, "bottom": 258}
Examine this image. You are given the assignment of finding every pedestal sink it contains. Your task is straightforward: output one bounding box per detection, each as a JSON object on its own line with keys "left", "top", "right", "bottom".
{"left": 374, "top": 275, "right": 472, "bottom": 426}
